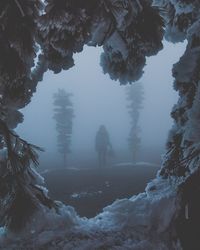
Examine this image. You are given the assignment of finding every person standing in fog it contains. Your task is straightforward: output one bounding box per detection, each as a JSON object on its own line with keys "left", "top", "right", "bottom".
{"left": 95, "top": 125, "right": 112, "bottom": 168}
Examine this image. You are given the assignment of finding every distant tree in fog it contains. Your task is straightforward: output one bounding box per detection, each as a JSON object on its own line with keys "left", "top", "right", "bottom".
{"left": 53, "top": 89, "right": 74, "bottom": 167}
{"left": 126, "top": 82, "right": 144, "bottom": 163}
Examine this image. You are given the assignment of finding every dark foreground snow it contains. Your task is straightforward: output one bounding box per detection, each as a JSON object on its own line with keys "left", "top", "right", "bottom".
{"left": 0, "top": 174, "right": 182, "bottom": 250}
{"left": 43, "top": 163, "right": 159, "bottom": 217}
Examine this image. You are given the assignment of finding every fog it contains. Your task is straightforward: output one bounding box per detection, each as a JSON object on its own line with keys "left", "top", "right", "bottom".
{"left": 16, "top": 40, "right": 186, "bottom": 170}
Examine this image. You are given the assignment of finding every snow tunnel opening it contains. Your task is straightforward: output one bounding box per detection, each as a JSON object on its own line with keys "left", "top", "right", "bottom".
{"left": 16, "top": 41, "right": 186, "bottom": 218}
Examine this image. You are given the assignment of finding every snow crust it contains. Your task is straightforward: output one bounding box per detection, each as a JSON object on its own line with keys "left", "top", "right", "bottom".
{"left": 89, "top": 177, "right": 177, "bottom": 233}
{"left": 113, "top": 161, "right": 159, "bottom": 168}
{"left": 0, "top": 176, "right": 181, "bottom": 249}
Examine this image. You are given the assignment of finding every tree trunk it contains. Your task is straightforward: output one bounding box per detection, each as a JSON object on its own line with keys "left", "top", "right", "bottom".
{"left": 64, "top": 153, "right": 67, "bottom": 168}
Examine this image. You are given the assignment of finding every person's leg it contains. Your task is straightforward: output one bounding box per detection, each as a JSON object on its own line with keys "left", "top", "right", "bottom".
{"left": 98, "top": 152, "right": 102, "bottom": 168}
{"left": 102, "top": 150, "right": 106, "bottom": 167}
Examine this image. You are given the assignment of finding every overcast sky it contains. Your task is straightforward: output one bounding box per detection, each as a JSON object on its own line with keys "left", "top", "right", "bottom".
{"left": 16, "top": 40, "right": 186, "bottom": 164}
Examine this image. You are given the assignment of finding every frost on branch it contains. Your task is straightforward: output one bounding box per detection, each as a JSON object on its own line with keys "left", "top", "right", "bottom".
{"left": 100, "top": 0, "right": 164, "bottom": 84}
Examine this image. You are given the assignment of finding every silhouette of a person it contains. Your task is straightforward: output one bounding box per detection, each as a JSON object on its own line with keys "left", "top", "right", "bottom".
{"left": 95, "top": 125, "right": 112, "bottom": 168}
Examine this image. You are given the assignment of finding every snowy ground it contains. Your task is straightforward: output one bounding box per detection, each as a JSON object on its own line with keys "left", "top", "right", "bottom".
{"left": 42, "top": 162, "right": 159, "bottom": 217}
{"left": 0, "top": 164, "right": 182, "bottom": 249}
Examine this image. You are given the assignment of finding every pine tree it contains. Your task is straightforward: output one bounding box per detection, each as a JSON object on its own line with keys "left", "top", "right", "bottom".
{"left": 53, "top": 89, "right": 74, "bottom": 167}
{"left": 100, "top": 1, "right": 164, "bottom": 84}
{"left": 0, "top": 120, "right": 57, "bottom": 232}
{"left": 0, "top": 0, "right": 57, "bottom": 232}
{"left": 126, "top": 82, "right": 144, "bottom": 163}
{"left": 2, "top": 0, "right": 199, "bottom": 235}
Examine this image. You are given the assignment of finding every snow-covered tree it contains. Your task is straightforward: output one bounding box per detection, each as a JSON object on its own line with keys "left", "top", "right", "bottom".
{"left": 0, "top": 119, "right": 58, "bottom": 232}
{"left": 2, "top": 1, "right": 200, "bottom": 247}
{"left": 53, "top": 89, "right": 74, "bottom": 167}
{"left": 126, "top": 82, "right": 144, "bottom": 162}
{"left": 0, "top": 0, "right": 56, "bottom": 232}
{"left": 100, "top": 1, "right": 164, "bottom": 84}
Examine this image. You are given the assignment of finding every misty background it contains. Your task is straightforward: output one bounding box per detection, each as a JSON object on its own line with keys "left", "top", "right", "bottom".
{"left": 16, "top": 40, "right": 186, "bottom": 171}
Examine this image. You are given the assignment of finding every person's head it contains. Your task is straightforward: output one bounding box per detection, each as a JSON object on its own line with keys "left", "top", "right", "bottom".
{"left": 99, "top": 125, "right": 106, "bottom": 132}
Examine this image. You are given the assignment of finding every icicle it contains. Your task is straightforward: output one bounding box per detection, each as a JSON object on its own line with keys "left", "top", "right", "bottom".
{"left": 185, "top": 203, "right": 189, "bottom": 220}
{"left": 135, "top": 0, "right": 143, "bottom": 12}
{"left": 14, "top": 0, "right": 25, "bottom": 17}
{"left": 0, "top": 5, "right": 9, "bottom": 19}
{"left": 102, "top": 0, "right": 110, "bottom": 13}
